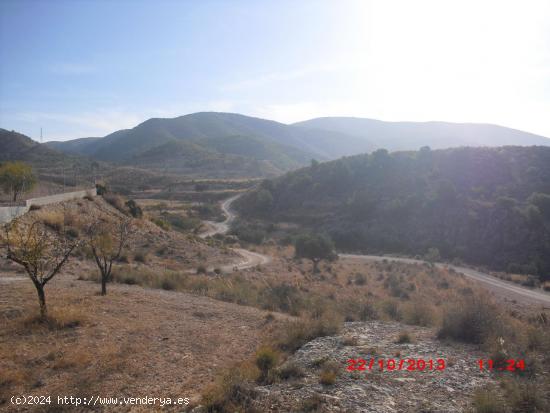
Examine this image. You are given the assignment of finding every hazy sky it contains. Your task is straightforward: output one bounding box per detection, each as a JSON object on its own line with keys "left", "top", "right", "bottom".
{"left": 1, "top": 0, "right": 549, "bottom": 141}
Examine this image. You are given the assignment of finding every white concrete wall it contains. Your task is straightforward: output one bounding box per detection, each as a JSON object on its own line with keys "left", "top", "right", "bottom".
{"left": 26, "top": 188, "right": 97, "bottom": 207}
{"left": 0, "top": 188, "right": 96, "bottom": 224}
{"left": 0, "top": 206, "right": 30, "bottom": 224}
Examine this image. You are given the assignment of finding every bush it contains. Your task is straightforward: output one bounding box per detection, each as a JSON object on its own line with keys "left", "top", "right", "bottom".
{"left": 134, "top": 251, "right": 147, "bottom": 263}
{"left": 341, "top": 335, "right": 358, "bottom": 346}
{"left": 125, "top": 199, "right": 143, "bottom": 218}
{"left": 277, "top": 362, "right": 305, "bottom": 381}
{"left": 163, "top": 213, "right": 200, "bottom": 232}
{"left": 230, "top": 221, "right": 266, "bottom": 244}
{"left": 197, "top": 265, "right": 207, "bottom": 274}
{"left": 201, "top": 365, "right": 259, "bottom": 413}
{"left": 319, "top": 370, "right": 337, "bottom": 385}
{"left": 151, "top": 218, "right": 170, "bottom": 231}
{"left": 103, "top": 193, "right": 126, "bottom": 213}
{"left": 505, "top": 379, "right": 545, "bottom": 412}
{"left": 437, "top": 296, "right": 502, "bottom": 344}
{"left": 95, "top": 183, "right": 107, "bottom": 195}
{"left": 65, "top": 227, "right": 79, "bottom": 239}
{"left": 259, "top": 284, "right": 303, "bottom": 314}
{"left": 354, "top": 273, "right": 367, "bottom": 285}
{"left": 161, "top": 279, "right": 176, "bottom": 291}
{"left": 379, "top": 299, "right": 402, "bottom": 321}
{"left": 318, "top": 361, "right": 339, "bottom": 386}
{"left": 473, "top": 389, "right": 505, "bottom": 413}
{"left": 395, "top": 331, "right": 413, "bottom": 344}
{"left": 298, "top": 394, "right": 325, "bottom": 412}
{"left": 402, "top": 301, "right": 436, "bottom": 326}
{"left": 39, "top": 211, "right": 64, "bottom": 232}
{"left": 277, "top": 315, "right": 342, "bottom": 353}
{"left": 255, "top": 347, "right": 278, "bottom": 383}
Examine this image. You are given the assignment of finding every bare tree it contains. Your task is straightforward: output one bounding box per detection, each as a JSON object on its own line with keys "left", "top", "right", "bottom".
{"left": 2, "top": 218, "right": 79, "bottom": 319}
{"left": 86, "top": 217, "right": 132, "bottom": 295}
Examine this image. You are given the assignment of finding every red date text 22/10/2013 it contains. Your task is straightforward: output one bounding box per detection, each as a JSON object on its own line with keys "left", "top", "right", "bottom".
{"left": 347, "top": 358, "right": 446, "bottom": 372}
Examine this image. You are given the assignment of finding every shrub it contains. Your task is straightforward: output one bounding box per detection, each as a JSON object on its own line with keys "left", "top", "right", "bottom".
{"left": 255, "top": 347, "right": 278, "bottom": 383}
{"left": 319, "top": 370, "right": 337, "bottom": 385}
{"left": 39, "top": 211, "right": 64, "bottom": 232}
{"left": 299, "top": 394, "right": 325, "bottom": 412}
{"left": 65, "top": 227, "right": 79, "bottom": 239}
{"left": 151, "top": 218, "right": 170, "bottom": 230}
{"left": 197, "top": 265, "right": 207, "bottom": 274}
{"left": 277, "top": 315, "right": 342, "bottom": 353}
{"left": 472, "top": 389, "right": 505, "bottom": 413}
{"left": 437, "top": 296, "right": 502, "bottom": 344}
{"left": 134, "top": 251, "right": 147, "bottom": 263}
{"left": 201, "top": 365, "right": 259, "bottom": 413}
{"left": 357, "top": 301, "right": 378, "bottom": 321}
{"left": 161, "top": 279, "right": 176, "bottom": 291}
{"left": 277, "top": 362, "right": 305, "bottom": 381}
{"left": 396, "top": 331, "right": 413, "bottom": 344}
{"left": 230, "top": 221, "right": 266, "bottom": 244}
{"left": 95, "top": 183, "right": 107, "bottom": 195}
{"left": 103, "top": 193, "right": 126, "bottom": 213}
{"left": 379, "top": 299, "right": 402, "bottom": 321}
{"left": 354, "top": 273, "right": 367, "bottom": 285}
{"left": 259, "top": 284, "right": 303, "bottom": 314}
{"left": 163, "top": 212, "right": 200, "bottom": 232}
{"left": 125, "top": 199, "right": 143, "bottom": 218}
{"left": 402, "top": 301, "right": 436, "bottom": 326}
{"left": 505, "top": 379, "right": 545, "bottom": 412}
{"left": 341, "top": 335, "right": 358, "bottom": 346}
{"left": 318, "top": 361, "right": 339, "bottom": 386}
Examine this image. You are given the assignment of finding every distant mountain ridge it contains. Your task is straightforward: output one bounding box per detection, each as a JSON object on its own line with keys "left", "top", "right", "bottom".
{"left": 294, "top": 117, "right": 550, "bottom": 151}
{"left": 39, "top": 112, "right": 550, "bottom": 178}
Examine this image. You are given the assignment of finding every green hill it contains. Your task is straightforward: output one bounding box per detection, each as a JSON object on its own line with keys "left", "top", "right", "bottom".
{"left": 237, "top": 146, "right": 550, "bottom": 280}
{"left": 47, "top": 112, "right": 373, "bottom": 177}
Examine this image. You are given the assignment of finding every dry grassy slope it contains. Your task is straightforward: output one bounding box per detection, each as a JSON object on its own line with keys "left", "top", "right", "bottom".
{"left": 23, "top": 196, "right": 239, "bottom": 270}
{"left": 0, "top": 274, "right": 284, "bottom": 411}
{"left": 0, "top": 196, "right": 268, "bottom": 411}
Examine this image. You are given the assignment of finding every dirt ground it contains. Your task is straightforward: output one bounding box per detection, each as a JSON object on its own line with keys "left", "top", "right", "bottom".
{"left": 0, "top": 271, "right": 285, "bottom": 412}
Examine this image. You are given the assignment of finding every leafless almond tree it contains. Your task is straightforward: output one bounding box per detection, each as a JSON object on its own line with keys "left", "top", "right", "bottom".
{"left": 86, "top": 216, "right": 132, "bottom": 295}
{"left": 2, "top": 217, "right": 79, "bottom": 319}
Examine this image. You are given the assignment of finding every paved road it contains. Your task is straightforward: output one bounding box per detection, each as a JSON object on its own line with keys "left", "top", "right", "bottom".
{"left": 341, "top": 254, "right": 550, "bottom": 306}
{"left": 204, "top": 196, "right": 550, "bottom": 306}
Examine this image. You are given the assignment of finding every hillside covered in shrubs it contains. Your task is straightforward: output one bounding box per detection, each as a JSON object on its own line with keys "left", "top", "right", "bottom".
{"left": 236, "top": 146, "right": 550, "bottom": 280}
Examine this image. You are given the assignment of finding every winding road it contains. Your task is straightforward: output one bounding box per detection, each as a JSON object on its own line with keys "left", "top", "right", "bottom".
{"left": 199, "top": 194, "right": 271, "bottom": 271}
{"left": 206, "top": 195, "right": 550, "bottom": 306}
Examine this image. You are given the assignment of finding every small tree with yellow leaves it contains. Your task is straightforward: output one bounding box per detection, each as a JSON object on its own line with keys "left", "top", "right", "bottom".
{"left": 86, "top": 217, "right": 132, "bottom": 296}
{"left": 2, "top": 217, "right": 79, "bottom": 319}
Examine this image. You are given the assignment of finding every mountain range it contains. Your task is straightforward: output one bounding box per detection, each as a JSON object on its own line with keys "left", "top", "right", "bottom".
{"left": 5, "top": 112, "right": 550, "bottom": 178}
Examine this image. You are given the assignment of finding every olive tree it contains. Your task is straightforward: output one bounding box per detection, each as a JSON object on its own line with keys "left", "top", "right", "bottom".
{"left": 86, "top": 217, "right": 132, "bottom": 295}
{"left": 2, "top": 217, "right": 79, "bottom": 319}
{"left": 0, "top": 161, "right": 36, "bottom": 202}
{"left": 294, "top": 233, "right": 336, "bottom": 273}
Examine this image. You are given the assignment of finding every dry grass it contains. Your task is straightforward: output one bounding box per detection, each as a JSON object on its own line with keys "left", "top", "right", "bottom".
{"left": 37, "top": 210, "right": 65, "bottom": 232}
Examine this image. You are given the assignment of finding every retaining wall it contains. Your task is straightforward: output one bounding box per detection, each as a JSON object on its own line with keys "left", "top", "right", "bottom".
{"left": 0, "top": 188, "right": 97, "bottom": 224}
{"left": 0, "top": 206, "right": 30, "bottom": 224}
{"left": 26, "top": 188, "right": 96, "bottom": 207}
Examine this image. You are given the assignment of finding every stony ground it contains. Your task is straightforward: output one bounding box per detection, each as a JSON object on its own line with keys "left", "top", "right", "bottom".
{"left": 0, "top": 271, "right": 287, "bottom": 412}
{"left": 254, "top": 321, "right": 497, "bottom": 412}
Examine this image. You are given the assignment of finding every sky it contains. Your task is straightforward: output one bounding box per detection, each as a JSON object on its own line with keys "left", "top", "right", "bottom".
{"left": 1, "top": 0, "right": 550, "bottom": 141}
